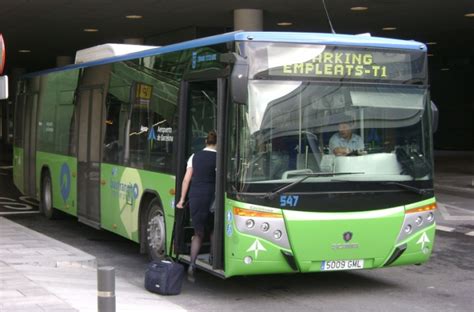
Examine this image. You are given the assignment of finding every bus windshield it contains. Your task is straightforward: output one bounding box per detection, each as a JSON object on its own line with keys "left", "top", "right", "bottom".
{"left": 230, "top": 81, "right": 432, "bottom": 192}
{"left": 228, "top": 42, "right": 432, "bottom": 194}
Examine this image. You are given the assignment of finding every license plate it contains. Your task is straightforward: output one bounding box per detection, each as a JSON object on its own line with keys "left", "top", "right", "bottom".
{"left": 321, "top": 259, "right": 364, "bottom": 271}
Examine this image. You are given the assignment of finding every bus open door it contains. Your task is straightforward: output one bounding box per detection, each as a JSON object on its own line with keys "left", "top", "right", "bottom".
{"left": 174, "top": 76, "right": 228, "bottom": 278}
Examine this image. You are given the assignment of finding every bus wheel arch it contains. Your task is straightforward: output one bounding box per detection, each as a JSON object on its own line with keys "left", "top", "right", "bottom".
{"left": 40, "top": 167, "right": 57, "bottom": 219}
{"left": 139, "top": 192, "right": 167, "bottom": 260}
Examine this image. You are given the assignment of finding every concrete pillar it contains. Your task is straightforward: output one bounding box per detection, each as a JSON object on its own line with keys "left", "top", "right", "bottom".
{"left": 234, "top": 9, "right": 263, "bottom": 31}
{"left": 56, "top": 56, "right": 73, "bottom": 67}
{"left": 123, "top": 38, "right": 144, "bottom": 45}
{"left": 11, "top": 67, "right": 26, "bottom": 93}
{"left": 11, "top": 68, "right": 26, "bottom": 80}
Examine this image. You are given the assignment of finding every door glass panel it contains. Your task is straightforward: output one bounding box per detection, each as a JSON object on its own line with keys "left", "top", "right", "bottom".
{"left": 89, "top": 89, "right": 103, "bottom": 162}
{"left": 103, "top": 92, "right": 128, "bottom": 164}
{"left": 77, "top": 89, "right": 91, "bottom": 162}
{"left": 187, "top": 81, "right": 217, "bottom": 155}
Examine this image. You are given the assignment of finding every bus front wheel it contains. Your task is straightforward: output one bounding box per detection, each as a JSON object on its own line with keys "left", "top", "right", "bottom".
{"left": 145, "top": 199, "right": 166, "bottom": 260}
{"left": 40, "top": 174, "right": 57, "bottom": 219}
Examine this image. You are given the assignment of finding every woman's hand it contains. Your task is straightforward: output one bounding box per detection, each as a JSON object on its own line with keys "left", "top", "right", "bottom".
{"left": 177, "top": 166, "right": 192, "bottom": 209}
{"left": 176, "top": 199, "right": 185, "bottom": 209}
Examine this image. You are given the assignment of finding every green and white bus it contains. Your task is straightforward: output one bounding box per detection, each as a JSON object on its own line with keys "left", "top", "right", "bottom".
{"left": 13, "top": 31, "right": 437, "bottom": 278}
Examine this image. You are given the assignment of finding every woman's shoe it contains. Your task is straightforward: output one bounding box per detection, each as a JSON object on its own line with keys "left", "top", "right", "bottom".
{"left": 187, "top": 264, "right": 196, "bottom": 283}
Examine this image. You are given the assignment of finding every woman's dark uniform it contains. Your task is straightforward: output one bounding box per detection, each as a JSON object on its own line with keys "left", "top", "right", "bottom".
{"left": 188, "top": 149, "right": 216, "bottom": 236}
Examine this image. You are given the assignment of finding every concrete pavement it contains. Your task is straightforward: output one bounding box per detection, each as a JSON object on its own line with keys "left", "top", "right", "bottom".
{"left": 0, "top": 217, "right": 186, "bottom": 312}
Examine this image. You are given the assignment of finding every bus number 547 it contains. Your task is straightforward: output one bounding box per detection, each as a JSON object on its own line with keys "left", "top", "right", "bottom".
{"left": 280, "top": 195, "right": 299, "bottom": 207}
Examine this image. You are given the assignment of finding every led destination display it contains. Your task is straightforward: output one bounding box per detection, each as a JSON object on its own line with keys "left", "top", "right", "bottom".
{"left": 263, "top": 46, "right": 424, "bottom": 82}
{"left": 279, "top": 51, "right": 388, "bottom": 78}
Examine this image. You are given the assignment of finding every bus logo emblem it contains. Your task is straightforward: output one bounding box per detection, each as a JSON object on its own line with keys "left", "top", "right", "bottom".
{"left": 343, "top": 232, "right": 353, "bottom": 242}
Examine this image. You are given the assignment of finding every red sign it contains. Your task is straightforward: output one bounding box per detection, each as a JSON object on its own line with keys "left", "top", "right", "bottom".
{"left": 0, "top": 34, "right": 5, "bottom": 75}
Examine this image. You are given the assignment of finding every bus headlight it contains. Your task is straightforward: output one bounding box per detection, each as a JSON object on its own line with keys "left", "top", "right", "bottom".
{"left": 426, "top": 212, "right": 434, "bottom": 222}
{"left": 246, "top": 219, "right": 255, "bottom": 228}
{"left": 233, "top": 207, "right": 290, "bottom": 249}
{"left": 273, "top": 230, "right": 282, "bottom": 240}
{"left": 397, "top": 201, "right": 436, "bottom": 244}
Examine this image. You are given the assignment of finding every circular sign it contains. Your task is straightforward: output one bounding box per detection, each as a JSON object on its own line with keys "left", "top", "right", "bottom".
{"left": 60, "top": 163, "right": 71, "bottom": 202}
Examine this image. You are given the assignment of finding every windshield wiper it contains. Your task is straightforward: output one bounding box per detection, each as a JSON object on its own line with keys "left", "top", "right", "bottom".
{"left": 263, "top": 172, "right": 365, "bottom": 200}
{"left": 382, "top": 181, "right": 429, "bottom": 195}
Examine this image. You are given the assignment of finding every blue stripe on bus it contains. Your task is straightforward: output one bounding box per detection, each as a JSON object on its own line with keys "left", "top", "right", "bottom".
{"left": 23, "top": 31, "right": 241, "bottom": 78}
{"left": 234, "top": 32, "right": 426, "bottom": 51}
{"left": 23, "top": 31, "right": 426, "bottom": 78}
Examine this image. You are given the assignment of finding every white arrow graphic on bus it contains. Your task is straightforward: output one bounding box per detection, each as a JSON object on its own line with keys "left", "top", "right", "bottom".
{"left": 416, "top": 232, "right": 430, "bottom": 251}
{"left": 247, "top": 239, "right": 266, "bottom": 259}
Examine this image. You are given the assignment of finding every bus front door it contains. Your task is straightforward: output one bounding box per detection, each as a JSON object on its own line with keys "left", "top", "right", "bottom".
{"left": 176, "top": 78, "right": 227, "bottom": 274}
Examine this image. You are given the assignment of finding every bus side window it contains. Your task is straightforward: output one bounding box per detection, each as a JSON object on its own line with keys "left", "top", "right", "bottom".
{"left": 103, "top": 94, "right": 125, "bottom": 164}
{"left": 128, "top": 105, "right": 147, "bottom": 169}
{"left": 148, "top": 110, "right": 176, "bottom": 173}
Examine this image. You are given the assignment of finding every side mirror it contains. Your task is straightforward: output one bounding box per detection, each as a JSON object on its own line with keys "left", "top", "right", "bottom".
{"left": 0, "top": 75, "right": 8, "bottom": 100}
{"left": 220, "top": 53, "right": 248, "bottom": 105}
{"left": 431, "top": 101, "right": 438, "bottom": 133}
{"left": 231, "top": 62, "right": 249, "bottom": 104}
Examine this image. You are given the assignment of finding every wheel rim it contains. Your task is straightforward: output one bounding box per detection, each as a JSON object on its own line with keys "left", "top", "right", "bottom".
{"left": 147, "top": 208, "right": 165, "bottom": 256}
{"left": 43, "top": 178, "right": 52, "bottom": 215}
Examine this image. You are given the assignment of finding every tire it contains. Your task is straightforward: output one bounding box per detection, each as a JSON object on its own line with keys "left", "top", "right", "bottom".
{"left": 40, "top": 174, "right": 57, "bottom": 219}
{"left": 145, "top": 199, "right": 166, "bottom": 260}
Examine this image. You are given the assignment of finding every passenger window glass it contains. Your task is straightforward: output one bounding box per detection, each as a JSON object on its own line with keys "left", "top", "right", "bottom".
{"left": 128, "top": 97, "right": 147, "bottom": 169}
{"left": 148, "top": 109, "right": 176, "bottom": 172}
{"left": 36, "top": 70, "right": 79, "bottom": 155}
{"left": 103, "top": 93, "right": 127, "bottom": 164}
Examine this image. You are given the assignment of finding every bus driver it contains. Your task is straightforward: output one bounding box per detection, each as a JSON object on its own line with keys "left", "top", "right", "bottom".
{"left": 329, "top": 120, "right": 364, "bottom": 156}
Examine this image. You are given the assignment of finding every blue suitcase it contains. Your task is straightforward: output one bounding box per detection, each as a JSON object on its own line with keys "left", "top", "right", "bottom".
{"left": 144, "top": 260, "right": 184, "bottom": 295}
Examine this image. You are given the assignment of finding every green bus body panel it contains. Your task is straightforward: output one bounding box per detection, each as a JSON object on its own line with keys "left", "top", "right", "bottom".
{"left": 12, "top": 147, "right": 24, "bottom": 194}
{"left": 283, "top": 206, "right": 405, "bottom": 272}
{"left": 36, "top": 151, "right": 78, "bottom": 216}
{"left": 100, "top": 163, "right": 176, "bottom": 246}
{"left": 32, "top": 153, "right": 177, "bottom": 247}
{"left": 223, "top": 197, "right": 436, "bottom": 277}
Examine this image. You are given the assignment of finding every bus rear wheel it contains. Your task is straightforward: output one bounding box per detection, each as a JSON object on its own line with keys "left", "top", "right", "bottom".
{"left": 40, "top": 174, "right": 57, "bottom": 219}
{"left": 145, "top": 199, "right": 166, "bottom": 260}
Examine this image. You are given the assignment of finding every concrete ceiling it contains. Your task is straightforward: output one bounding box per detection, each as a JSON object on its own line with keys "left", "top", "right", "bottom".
{"left": 1, "top": 0, "right": 474, "bottom": 72}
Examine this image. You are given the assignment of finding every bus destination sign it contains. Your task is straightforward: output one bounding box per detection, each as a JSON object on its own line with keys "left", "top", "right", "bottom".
{"left": 277, "top": 51, "right": 388, "bottom": 78}
{"left": 267, "top": 47, "right": 416, "bottom": 81}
